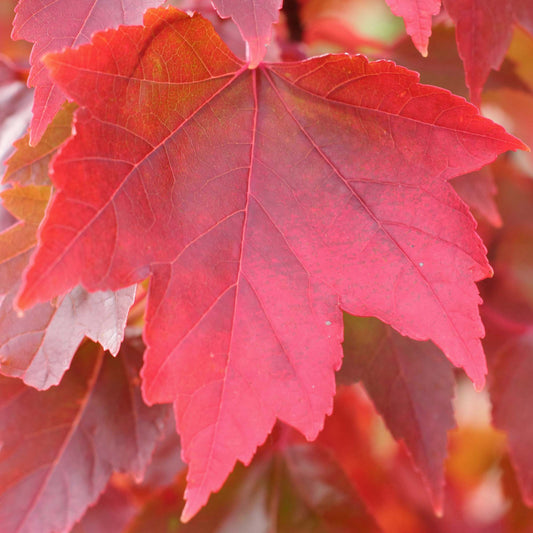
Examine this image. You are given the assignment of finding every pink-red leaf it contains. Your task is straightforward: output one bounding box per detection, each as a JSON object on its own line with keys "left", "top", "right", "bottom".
{"left": 0, "top": 340, "right": 169, "bottom": 533}
{"left": 389, "top": 24, "right": 530, "bottom": 100}
{"left": 443, "top": 0, "right": 533, "bottom": 105}
{"left": 340, "top": 315, "right": 455, "bottom": 512}
{"left": 451, "top": 167, "right": 502, "bottom": 227}
{"left": 71, "top": 484, "right": 136, "bottom": 533}
{"left": 17, "top": 7, "right": 524, "bottom": 519}
{"left": 211, "top": 0, "right": 282, "bottom": 67}
{"left": 385, "top": 0, "right": 441, "bottom": 56}
{"left": 11, "top": 0, "right": 165, "bottom": 144}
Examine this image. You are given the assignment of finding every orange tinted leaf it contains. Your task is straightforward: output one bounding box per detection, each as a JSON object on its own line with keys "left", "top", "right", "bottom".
{"left": 4, "top": 102, "right": 75, "bottom": 186}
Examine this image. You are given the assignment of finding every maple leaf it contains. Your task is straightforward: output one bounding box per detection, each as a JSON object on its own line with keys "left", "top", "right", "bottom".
{"left": 340, "top": 315, "right": 456, "bottom": 512}
{"left": 0, "top": 340, "right": 169, "bottom": 533}
{"left": 443, "top": 0, "right": 533, "bottom": 105}
{"left": 16, "top": 7, "right": 525, "bottom": 519}
{"left": 390, "top": 24, "right": 531, "bottom": 100}
{"left": 486, "top": 320, "right": 533, "bottom": 507}
{"left": 385, "top": 0, "right": 441, "bottom": 56}
{"left": 211, "top": 0, "right": 282, "bottom": 67}
{"left": 11, "top": 0, "right": 165, "bottom": 145}
{"left": 0, "top": 281, "right": 137, "bottom": 389}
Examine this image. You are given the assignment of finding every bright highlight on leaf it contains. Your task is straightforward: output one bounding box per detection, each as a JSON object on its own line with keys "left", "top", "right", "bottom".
{"left": 385, "top": 0, "right": 441, "bottom": 56}
{"left": 211, "top": 0, "right": 283, "bottom": 67}
{"left": 13, "top": 6, "right": 526, "bottom": 519}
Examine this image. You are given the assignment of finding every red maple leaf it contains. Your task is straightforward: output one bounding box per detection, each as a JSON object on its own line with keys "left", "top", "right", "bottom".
{"left": 15, "top": 7, "right": 525, "bottom": 519}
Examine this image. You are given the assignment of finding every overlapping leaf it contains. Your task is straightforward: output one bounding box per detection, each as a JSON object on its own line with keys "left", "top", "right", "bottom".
{"left": 0, "top": 108, "right": 135, "bottom": 389}
{"left": 390, "top": 24, "right": 530, "bottom": 100}
{"left": 4, "top": 102, "right": 76, "bottom": 186}
{"left": 385, "top": 0, "right": 441, "bottom": 56}
{"left": 444, "top": 0, "right": 533, "bottom": 105}
{"left": 340, "top": 315, "right": 456, "bottom": 511}
{"left": 211, "top": 0, "right": 282, "bottom": 66}
{"left": 316, "top": 386, "right": 446, "bottom": 532}
{"left": 71, "top": 485, "right": 136, "bottom": 533}
{"left": 12, "top": 0, "right": 165, "bottom": 144}
{"left": 15, "top": 7, "right": 524, "bottom": 519}
{"left": 0, "top": 340, "right": 169, "bottom": 533}
{"left": 451, "top": 168, "right": 502, "bottom": 227}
